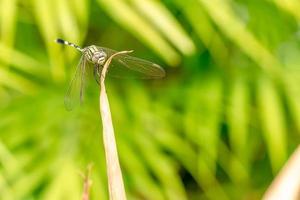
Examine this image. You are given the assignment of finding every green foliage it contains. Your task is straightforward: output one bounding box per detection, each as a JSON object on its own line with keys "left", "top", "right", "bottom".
{"left": 0, "top": 0, "right": 300, "bottom": 199}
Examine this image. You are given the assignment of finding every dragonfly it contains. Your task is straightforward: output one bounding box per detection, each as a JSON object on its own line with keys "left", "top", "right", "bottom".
{"left": 55, "top": 38, "right": 165, "bottom": 110}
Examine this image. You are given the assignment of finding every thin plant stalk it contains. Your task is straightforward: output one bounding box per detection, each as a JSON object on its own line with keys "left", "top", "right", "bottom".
{"left": 80, "top": 164, "right": 93, "bottom": 200}
{"left": 99, "top": 50, "right": 133, "bottom": 200}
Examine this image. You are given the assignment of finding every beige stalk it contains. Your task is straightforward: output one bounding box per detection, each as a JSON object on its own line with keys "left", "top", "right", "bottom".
{"left": 99, "top": 50, "right": 133, "bottom": 200}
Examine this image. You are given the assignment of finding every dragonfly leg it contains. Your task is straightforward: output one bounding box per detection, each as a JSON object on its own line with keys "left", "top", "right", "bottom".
{"left": 96, "top": 65, "right": 106, "bottom": 80}
{"left": 93, "top": 65, "right": 100, "bottom": 85}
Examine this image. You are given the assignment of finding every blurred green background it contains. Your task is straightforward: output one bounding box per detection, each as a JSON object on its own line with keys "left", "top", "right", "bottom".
{"left": 1, "top": 0, "right": 300, "bottom": 199}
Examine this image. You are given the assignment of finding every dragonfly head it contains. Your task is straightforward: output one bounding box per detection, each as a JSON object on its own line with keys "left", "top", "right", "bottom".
{"left": 84, "top": 45, "right": 107, "bottom": 65}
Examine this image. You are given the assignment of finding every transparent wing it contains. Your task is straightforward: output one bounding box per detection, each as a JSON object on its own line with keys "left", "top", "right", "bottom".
{"left": 98, "top": 47, "right": 165, "bottom": 79}
{"left": 64, "top": 56, "right": 87, "bottom": 111}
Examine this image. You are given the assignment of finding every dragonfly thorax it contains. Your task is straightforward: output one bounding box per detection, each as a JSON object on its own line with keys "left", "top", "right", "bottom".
{"left": 84, "top": 45, "right": 107, "bottom": 65}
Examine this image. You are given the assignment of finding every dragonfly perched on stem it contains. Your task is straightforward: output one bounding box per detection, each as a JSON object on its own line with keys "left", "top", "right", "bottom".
{"left": 55, "top": 39, "right": 165, "bottom": 110}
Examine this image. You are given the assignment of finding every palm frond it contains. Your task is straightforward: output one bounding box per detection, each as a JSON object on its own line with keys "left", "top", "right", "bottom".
{"left": 96, "top": 0, "right": 181, "bottom": 65}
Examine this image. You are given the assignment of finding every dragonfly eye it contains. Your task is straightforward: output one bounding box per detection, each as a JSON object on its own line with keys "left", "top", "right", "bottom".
{"left": 92, "top": 52, "right": 107, "bottom": 65}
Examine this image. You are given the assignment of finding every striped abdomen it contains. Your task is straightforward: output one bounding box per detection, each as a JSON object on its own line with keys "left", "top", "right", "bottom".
{"left": 55, "top": 38, "right": 83, "bottom": 52}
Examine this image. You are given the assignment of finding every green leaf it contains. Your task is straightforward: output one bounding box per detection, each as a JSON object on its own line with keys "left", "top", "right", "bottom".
{"left": 184, "top": 75, "right": 223, "bottom": 176}
{"left": 257, "top": 76, "right": 287, "bottom": 173}
{"left": 173, "top": 0, "right": 228, "bottom": 66}
{"left": 0, "top": 67, "right": 39, "bottom": 93}
{"left": 199, "top": 0, "right": 282, "bottom": 75}
{"left": 270, "top": 0, "right": 300, "bottom": 22}
{"left": 0, "top": 0, "right": 17, "bottom": 62}
{"left": 227, "top": 77, "right": 250, "bottom": 166}
{"left": 0, "top": 43, "right": 47, "bottom": 78}
{"left": 130, "top": 0, "right": 196, "bottom": 55}
{"left": 96, "top": 0, "right": 181, "bottom": 65}
{"left": 31, "top": 0, "right": 66, "bottom": 82}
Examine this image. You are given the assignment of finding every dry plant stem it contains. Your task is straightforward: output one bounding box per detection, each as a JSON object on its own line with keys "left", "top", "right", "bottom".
{"left": 263, "top": 145, "right": 300, "bottom": 200}
{"left": 80, "top": 164, "right": 93, "bottom": 200}
{"left": 99, "top": 50, "right": 133, "bottom": 200}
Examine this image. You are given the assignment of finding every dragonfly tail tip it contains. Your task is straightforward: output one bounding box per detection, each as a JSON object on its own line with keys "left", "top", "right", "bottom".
{"left": 55, "top": 38, "right": 65, "bottom": 44}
